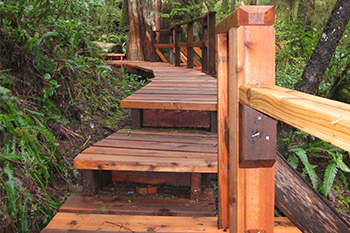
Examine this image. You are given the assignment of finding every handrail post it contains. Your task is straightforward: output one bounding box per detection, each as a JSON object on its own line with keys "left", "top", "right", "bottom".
{"left": 169, "top": 29, "right": 174, "bottom": 65}
{"left": 187, "top": 22, "right": 194, "bottom": 69}
{"left": 150, "top": 30, "right": 157, "bottom": 62}
{"left": 201, "top": 18, "right": 208, "bottom": 73}
{"left": 216, "top": 6, "right": 276, "bottom": 232}
{"left": 174, "top": 26, "right": 181, "bottom": 67}
{"left": 217, "top": 32, "right": 229, "bottom": 229}
{"left": 207, "top": 11, "right": 216, "bottom": 75}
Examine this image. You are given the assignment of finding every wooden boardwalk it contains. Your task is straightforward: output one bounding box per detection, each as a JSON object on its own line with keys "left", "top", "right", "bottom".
{"left": 41, "top": 60, "right": 300, "bottom": 232}
{"left": 116, "top": 61, "right": 217, "bottom": 111}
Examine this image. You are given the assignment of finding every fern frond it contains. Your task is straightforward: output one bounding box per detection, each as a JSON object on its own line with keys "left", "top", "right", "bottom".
{"left": 321, "top": 161, "right": 338, "bottom": 197}
{"left": 290, "top": 148, "right": 318, "bottom": 190}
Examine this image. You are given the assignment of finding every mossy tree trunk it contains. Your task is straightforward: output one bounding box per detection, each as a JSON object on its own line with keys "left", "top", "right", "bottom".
{"left": 295, "top": 0, "right": 350, "bottom": 94}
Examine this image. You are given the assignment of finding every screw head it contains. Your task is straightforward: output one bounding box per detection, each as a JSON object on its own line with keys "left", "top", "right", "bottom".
{"left": 258, "top": 116, "right": 262, "bottom": 121}
{"left": 266, "top": 136, "right": 270, "bottom": 140}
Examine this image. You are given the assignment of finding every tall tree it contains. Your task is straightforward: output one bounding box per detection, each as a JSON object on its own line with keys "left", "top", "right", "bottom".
{"left": 295, "top": 0, "right": 350, "bottom": 94}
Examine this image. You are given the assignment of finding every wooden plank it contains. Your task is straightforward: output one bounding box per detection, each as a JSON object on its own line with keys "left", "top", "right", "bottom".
{"left": 194, "top": 47, "right": 202, "bottom": 58}
{"left": 93, "top": 140, "right": 217, "bottom": 153}
{"left": 240, "top": 84, "right": 350, "bottom": 153}
{"left": 74, "top": 154, "right": 217, "bottom": 173}
{"left": 81, "top": 147, "right": 217, "bottom": 160}
{"left": 215, "top": 6, "right": 275, "bottom": 34}
{"left": 107, "top": 129, "right": 217, "bottom": 144}
{"left": 275, "top": 153, "right": 350, "bottom": 233}
{"left": 41, "top": 213, "right": 226, "bottom": 233}
{"left": 116, "top": 128, "right": 217, "bottom": 138}
{"left": 59, "top": 195, "right": 216, "bottom": 217}
{"left": 228, "top": 22, "right": 275, "bottom": 232}
{"left": 120, "top": 100, "right": 217, "bottom": 111}
{"left": 217, "top": 33, "right": 229, "bottom": 229}
{"left": 181, "top": 47, "right": 202, "bottom": 67}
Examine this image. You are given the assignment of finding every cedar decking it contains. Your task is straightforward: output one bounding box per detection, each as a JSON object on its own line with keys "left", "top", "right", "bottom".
{"left": 118, "top": 61, "right": 217, "bottom": 111}
{"left": 74, "top": 128, "right": 218, "bottom": 173}
{"left": 41, "top": 61, "right": 301, "bottom": 232}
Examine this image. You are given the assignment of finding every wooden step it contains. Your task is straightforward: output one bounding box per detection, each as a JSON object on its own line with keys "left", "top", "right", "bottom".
{"left": 74, "top": 129, "right": 217, "bottom": 173}
{"left": 41, "top": 213, "right": 301, "bottom": 233}
{"left": 117, "top": 61, "right": 217, "bottom": 111}
{"left": 59, "top": 195, "right": 216, "bottom": 217}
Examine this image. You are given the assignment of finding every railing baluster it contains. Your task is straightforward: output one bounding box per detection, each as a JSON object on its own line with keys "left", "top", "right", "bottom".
{"left": 187, "top": 22, "right": 194, "bottom": 69}
{"left": 174, "top": 26, "right": 181, "bottom": 67}
{"left": 202, "top": 17, "right": 208, "bottom": 73}
{"left": 208, "top": 11, "right": 216, "bottom": 75}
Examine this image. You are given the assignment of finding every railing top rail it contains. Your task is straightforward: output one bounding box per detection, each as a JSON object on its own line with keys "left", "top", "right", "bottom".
{"left": 240, "top": 84, "right": 350, "bottom": 153}
{"left": 215, "top": 6, "right": 275, "bottom": 34}
{"left": 169, "top": 10, "right": 216, "bottom": 30}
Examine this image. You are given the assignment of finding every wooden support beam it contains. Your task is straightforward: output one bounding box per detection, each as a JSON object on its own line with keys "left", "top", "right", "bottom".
{"left": 217, "top": 33, "right": 229, "bottom": 229}
{"left": 155, "top": 48, "right": 168, "bottom": 63}
{"left": 174, "top": 26, "right": 181, "bottom": 67}
{"left": 191, "top": 173, "right": 201, "bottom": 200}
{"left": 187, "top": 22, "right": 194, "bottom": 69}
{"left": 82, "top": 170, "right": 111, "bottom": 196}
{"left": 227, "top": 6, "right": 276, "bottom": 233}
{"left": 202, "top": 19, "right": 208, "bottom": 73}
{"left": 208, "top": 12, "right": 216, "bottom": 75}
{"left": 131, "top": 109, "right": 143, "bottom": 129}
{"left": 276, "top": 153, "right": 350, "bottom": 233}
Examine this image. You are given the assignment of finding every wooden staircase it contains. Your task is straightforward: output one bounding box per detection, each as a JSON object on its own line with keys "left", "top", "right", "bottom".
{"left": 41, "top": 62, "right": 301, "bottom": 232}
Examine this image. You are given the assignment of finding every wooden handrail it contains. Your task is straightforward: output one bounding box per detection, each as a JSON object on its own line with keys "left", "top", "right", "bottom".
{"left": 150, "top": 11, "right": 216, "bottom": 75}
{"left": 240, "top": 84, "right": 350, "bottom": 153}
{"left": 169, "top": 10, "right": 217, "bottom": 29}
{"left": 216, "top": 5, "right": 350, "bottom": 233}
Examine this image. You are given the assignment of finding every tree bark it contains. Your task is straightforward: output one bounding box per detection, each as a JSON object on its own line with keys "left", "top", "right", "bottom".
{"left": 128, "top": 0, "right": 158, "bottom": 61}
{"left": 295, "top": 0, "right": 350, "bottom": 94}
{"left": 128, "top": 0, "right": 145, "bottom": 60}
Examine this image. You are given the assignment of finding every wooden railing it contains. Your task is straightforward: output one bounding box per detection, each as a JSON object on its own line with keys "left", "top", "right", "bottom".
{"left": 150, "top": 11, "right": 216, "bottom": 75}
{"left": 216, "top": 5, "right": 350, "bottom": 233}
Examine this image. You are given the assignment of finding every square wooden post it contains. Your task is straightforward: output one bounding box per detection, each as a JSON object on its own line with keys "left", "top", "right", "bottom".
{"left": 201, "top": 18, "right": 208, "bottom": 73}
{"left": 174, "top": 26, "right": 181, "bottom": 67}
{"left": 228, "top": 7, "right": 276, "bottom": 233}
{"left": 207, "top": 11, "right": 216, "bottom": 76}
{"left": 216, "top": 5, "right": 276, "bottom": 233}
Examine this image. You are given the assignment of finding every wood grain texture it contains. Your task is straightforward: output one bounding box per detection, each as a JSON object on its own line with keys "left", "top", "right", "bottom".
{"left": 41, "top": 213, "right": 226, "bottom": 233}
{"left": 215, "top": 6, "right": 275, "bottom": 34}
{"left": 117, "top": 61, "right": 217, "bottom": 111}
{"left": 276, "top": 154, "right": 350, "bottom": 233}
{"left": 217, "top": 33, "right": 229, "bottom": 229}
{"left": 228, "top": 24, "right": 275, "bottom": 233}
{"left": 74, "top": 129, "right": 217, "bottom": 173}
{"left": 42, "top": 213, "right": 299, "bottom": 233}
{"left": 60, "top": 195, "right": 216, "bottom": 217}
{"left": 240, "top": 84, "right": 350, "bottom": 153}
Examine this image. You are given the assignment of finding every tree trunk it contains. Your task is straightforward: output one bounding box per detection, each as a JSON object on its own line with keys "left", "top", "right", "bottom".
{"left": 128, "top": 0, "right": 157, "bottom": 61}
{"left": 295, "top": 0, "right": 350, "bottom": 94}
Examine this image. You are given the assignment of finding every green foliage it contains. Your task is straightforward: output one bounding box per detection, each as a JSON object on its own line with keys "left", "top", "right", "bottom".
{"left": 283, "top": 130, "right": 350, "bottom": 198}
{"left": 275, "top": 18, "right": 321, "bottom": 89}
{"left": 0, "top": 86, "right": 68, "bottom": 232}
{"left": 159, "top": 0, "right": 203, "bottom": 23}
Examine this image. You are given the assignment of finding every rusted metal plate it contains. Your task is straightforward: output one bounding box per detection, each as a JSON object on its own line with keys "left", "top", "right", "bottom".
{"left": 239, "top": 104, "right": 276, "bottom": 168}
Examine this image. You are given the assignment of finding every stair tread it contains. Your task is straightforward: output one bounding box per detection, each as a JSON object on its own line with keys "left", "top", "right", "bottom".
{"left": 59, "top": 195, "right": 216, "bottom": 217}
{"left": 41, "top": 213, "right": 224, "bottom": 233}
{"left": 74, "top": 129, "right": 218, "bottom": 173}
{"left": 42, "top": 213, "right": 301, "bottom": 233}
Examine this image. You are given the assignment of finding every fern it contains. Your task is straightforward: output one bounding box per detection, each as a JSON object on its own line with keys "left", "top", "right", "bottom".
{"left": 3, "top": 163, "right": 18, "bottom": 220}
{"left": 321, "top": 161, "right": 338, "bottom": 197}
{"left": 290, "top": 148, "right": 319, "bottom": 190}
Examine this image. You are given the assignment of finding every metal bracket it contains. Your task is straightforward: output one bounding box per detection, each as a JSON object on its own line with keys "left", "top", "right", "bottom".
{"left": 239, "top": 104, "right": 276, "bottom": 168}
